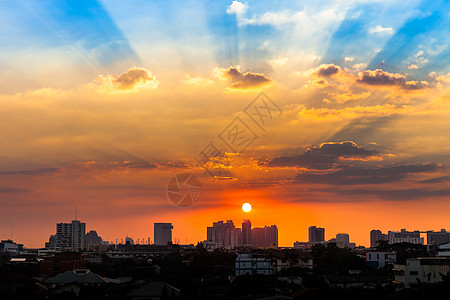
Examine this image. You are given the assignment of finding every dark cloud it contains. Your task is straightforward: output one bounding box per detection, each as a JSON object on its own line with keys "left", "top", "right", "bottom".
{"left": 218, "top": 66, "right": 272, "bottom": 89}
{"left": 295, "top": 164, "right": 437, "bottom": 185}
{"left": 0, "top": 168, "right": 60, "bottom": 175}
{"left": 265, "top": 141, "right": 378, "bottom": 169}
{"left": 419, "top": 175, "right": 450, "bottom": 184}
{"left": 306, "top": 141, "right": 378, "bottom": 157}
{"left": 315, "top": 64, "right": 340, "bottom": 77}
{"left": 332, "top": 187, "right": 450, "bottom": 200}
{"left": 357, "top": 69, "right": 428, "bottom": 89}
{"left": 0, "top": 187, "right": 31, "bottom": 193}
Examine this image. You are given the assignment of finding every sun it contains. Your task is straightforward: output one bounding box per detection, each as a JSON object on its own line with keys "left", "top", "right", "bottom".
{"left": 242, "top": 203, "right": 252, "bottom": 213}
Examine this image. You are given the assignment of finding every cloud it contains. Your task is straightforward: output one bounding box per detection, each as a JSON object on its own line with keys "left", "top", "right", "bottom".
{"left": 368, "top": 25, "right": 393, "bottom": 34}
{"left": 93, "top": 67, "right": 159, "bottom": 92}
{"left": 408, "top": 64, "right": 419, "bottom": 70}
{"left": 0, "top": 168, "right": 60, "bottom": 175}
{"left": 344, "top": 57, "right": 354, "bottom": 62}
{"left": 265, "top": 141, "right": 378, "bottom": 169}
{"left": 312, "top": 64, "right": 341, "bottom": 77}
{"left": 214, "top": 66, "right": 272, "bottom": 89}
{"left": 226, "top": 1, "right": 248, "bottom": 17}
{"left": 333, "top": 187, "right": 450, "bottom": 200}
{"left": 357, "top": 69, "right": 429, "bottom": 90}
{"left": 295, "top": 164, "right": 437, "bottom": 185}
{"left": 182, "top": 75, "right": 215, "bottom": 86}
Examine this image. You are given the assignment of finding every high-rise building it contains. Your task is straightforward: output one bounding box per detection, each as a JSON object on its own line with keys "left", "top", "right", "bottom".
{"left": 370, "top": 230, "right": 388, "bottom": 248}
{"left": 154, "top": 223, "right": 173, "bottom": 245}
{"left": 251, "top": 225, "right": 278, "bottom": 248}
{"left": 265, "top": 225, "right": 278, "bottom": 248}
{"left": 206, "top": 220, "right": 242, "bottom": 249}
{"left": 46, "top": 220, "right": 86, "bottom": 250}
{"left": 308, "top": 226, "right": 325, "bottom": 243}
{"left": 336, "top": 233, "right": 349, "bottom": 243}
{"left": 242, "top": 220, "right": 252, "bottom": 245}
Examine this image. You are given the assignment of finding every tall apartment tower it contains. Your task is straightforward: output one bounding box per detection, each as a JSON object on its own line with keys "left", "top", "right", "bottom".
{"left": 154, "top": 223, "right": 173, "bottom": 245}
{"left": 47, "top": 220, "right": 86, "bottom": 250}
{"left": 242, "top": 220, "right": 252, "bottom": 245}
{"left": 370, "top": 230, "right": 388, "bottom": 248}
{"left": 308, "top": 226, "right": 325, "bottom": 243}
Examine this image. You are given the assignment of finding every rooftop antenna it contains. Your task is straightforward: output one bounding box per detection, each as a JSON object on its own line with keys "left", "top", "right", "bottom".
{"left": 10, "top": 224, "right": 13, "bottom": 240}
{"left": 75, "top": 205, "right": 78, "bottom": 220}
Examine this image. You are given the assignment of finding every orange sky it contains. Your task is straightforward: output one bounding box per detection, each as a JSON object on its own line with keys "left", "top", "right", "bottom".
{"left": 2, "top": 1, "right": 450, "bottom": 249}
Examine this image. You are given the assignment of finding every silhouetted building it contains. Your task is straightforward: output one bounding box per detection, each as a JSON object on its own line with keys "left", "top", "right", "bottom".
{"left": 293, "top": 241, "right": 308, "bottom": 250}
{"left": 154, "top": 223, "right": 173, "bottom": 245}
{"left": 427, "top": 229, "right": 450, "bottom": 245}
{"left": 251, "top": 225, "right": 278, "bottom": 248}
{"left": 85, "top": 230, "right": 103, "bottom": 249}
{"left": 308, "top": 226, "right": 325, "bottom": 243}
{"left": 370, "top": 230, "right": 388, "bottom": 248}
{"left": 46, "top": 220, "right": 86, "bottom": 250}
{"left": 0, "top": 240, "right": 23, "bottom": 253}
{"left": 242, "top": 220, "right": 252, "bottom": 246}
{"left": 206, "top": 220, "right": 242, "bottom": 249}
{"left": 335, "top": 233, "right": 355, "bottom": 248}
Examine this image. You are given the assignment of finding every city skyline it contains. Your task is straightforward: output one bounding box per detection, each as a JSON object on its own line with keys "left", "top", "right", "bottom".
{"left": 5, "top": 214, "right": 450, "bottom": 249}
{"left": 1, "top": 1, "right": 450, "bottom": 250}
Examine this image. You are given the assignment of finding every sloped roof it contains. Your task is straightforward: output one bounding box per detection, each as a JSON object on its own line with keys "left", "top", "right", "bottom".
{"left": 45, "top": 269, "right": 108, "bottom": 284}
{"left": 127, "top": 281, "right": 180, "bottom": 297}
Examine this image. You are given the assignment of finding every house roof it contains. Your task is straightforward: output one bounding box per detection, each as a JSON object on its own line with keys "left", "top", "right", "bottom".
{"left": 45, "top": 269, "right": 108, "bottom": 284}
{"left": 127, "top": 281, "right": 180, "bottom": 297}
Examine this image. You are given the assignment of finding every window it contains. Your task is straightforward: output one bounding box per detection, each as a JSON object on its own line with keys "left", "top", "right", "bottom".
{"left": 410, "top": 271, "right": 418, "bottom": 275}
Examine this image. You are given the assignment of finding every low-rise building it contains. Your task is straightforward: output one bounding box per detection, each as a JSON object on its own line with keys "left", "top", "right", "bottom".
{"left": 235, "top": 253, "right": 275, "bottom": 276}
{"left": 276, "top": 252, "right": 313, "bottom": 272}
{"left": 366, "top": 251, "right": 396, "bottom": 269}
{"left": 393, "top": 257, "right": 450, "bottom": 288}
{"left": 437, "top": 242, "right": 450, "bottom": 257}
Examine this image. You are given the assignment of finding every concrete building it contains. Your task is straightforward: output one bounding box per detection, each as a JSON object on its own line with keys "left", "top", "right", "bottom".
{"left": 427, "top": 229, "right": 450, "bottom": 245}
{"left": 0, "top": 240, "right": 23, "bottom": 253}
{"left": 46, "top": 220, "right": 86, "bottom": 250}
{"left": 242, "top": 220, "right": 252, "bottom": 246}
{"left": 370, "top": 230, "right": 388, "bottom": 248}
{"left": 154, "top": 223, "right": 173, "bottom": 245}
{"left": 308, "top": 226, "right": 325, "bottom": 243}
{"left": 437, "top": 242, "right": 450, "bottom": 257}
{"left": 366, "top": 251, "right": 396, "bottom": 269}
{"left": 393, "top": 257, "right": 450, "bottom": 288}
{"left": 235, "top": 253, "right": 275, "bottom": 276}
{"left": 388, "top": 229, "right": 424, "bottom": 245}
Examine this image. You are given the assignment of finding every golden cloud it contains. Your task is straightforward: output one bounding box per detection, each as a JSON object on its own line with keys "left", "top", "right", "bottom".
{"left": 93, "top": 67, "right": 159, "bottom": 92}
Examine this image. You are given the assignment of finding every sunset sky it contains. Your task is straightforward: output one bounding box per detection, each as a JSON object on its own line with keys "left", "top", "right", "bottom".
{"left": 1, "top": 0, "right": 450, "bottom": 248}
